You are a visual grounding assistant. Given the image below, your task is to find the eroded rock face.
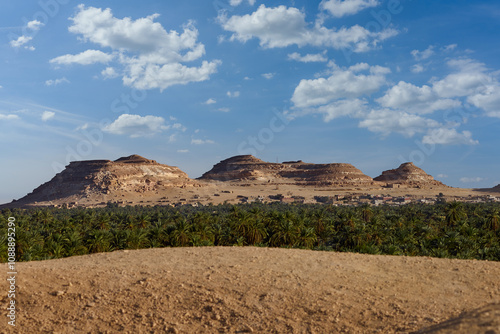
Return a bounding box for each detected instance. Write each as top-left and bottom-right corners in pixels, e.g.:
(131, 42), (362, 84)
(199, 155), (375, 186)
(374, 162), (446, 188)
(15, 155), (196, 204)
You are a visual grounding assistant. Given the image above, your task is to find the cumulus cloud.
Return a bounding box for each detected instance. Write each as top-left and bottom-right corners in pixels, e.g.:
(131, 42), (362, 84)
(411, 46), (434, 61)
(288, 52), (328, 63)
(422, 128), (478, 145)
(52, 5), (220, 91)
(10, 35), (33, 48)
(411, 64), (424, 73)
(204, 98), (217, 105)
(262, 73), (275, 79)
(41, 111), (55, 121)
(191, 138), (215, 145)
(219, 5), (397, 52)
(377, 81), (461, 114)
(101, 67), (119, 79)
(103, 114), (169, 138)
(45, 77), (70, 86)
(291, 62), (390, 108)
(50, 50), (114, 66)
(320, 0), (379, 18)
(27, 20), (45, 31)
(359, 109), (439, 137)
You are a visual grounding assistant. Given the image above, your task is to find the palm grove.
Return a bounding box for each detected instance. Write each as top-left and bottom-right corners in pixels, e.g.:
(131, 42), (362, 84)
(1, 201), (499, 262)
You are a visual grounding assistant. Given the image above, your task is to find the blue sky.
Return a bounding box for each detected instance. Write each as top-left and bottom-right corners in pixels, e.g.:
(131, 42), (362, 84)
(1, 0), (500, 203)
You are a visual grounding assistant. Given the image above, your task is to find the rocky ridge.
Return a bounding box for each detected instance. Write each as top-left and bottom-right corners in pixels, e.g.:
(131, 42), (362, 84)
(374, 162), (446, 188)
(199, 155), (376, 186)
(14, 155), (197, 205)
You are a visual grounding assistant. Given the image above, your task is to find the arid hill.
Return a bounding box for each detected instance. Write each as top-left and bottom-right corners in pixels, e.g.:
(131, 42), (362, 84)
(12, 155), (198, 206)
(375, 162), (447, 188)
(2, 247), (499, 333)
(200, 155), (376, 186)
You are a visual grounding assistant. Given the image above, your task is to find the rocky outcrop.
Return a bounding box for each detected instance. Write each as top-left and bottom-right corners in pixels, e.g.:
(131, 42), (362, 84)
(14, 155), (197, 204)
(374, 162), (446, 188)
(199, 155), (376, 186)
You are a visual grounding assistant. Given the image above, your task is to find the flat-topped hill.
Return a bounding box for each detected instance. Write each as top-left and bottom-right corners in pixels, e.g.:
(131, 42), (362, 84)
(12, 155), (197, 206)
(200, 155), (375, 186)
(375, 162), (447, 188)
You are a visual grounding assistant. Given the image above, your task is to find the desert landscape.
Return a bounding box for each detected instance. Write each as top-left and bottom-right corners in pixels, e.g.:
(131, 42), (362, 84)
(3, 154), (499, 209)
(1, 247), (499, 333)
(1, 154), (499, 333)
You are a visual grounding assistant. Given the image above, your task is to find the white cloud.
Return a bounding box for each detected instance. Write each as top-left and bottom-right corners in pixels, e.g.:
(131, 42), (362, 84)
(41, 111), (55, 121)
(54, 5), (220, 91)
(218, 107), (231, 112)
(230, 0), (256, 5)
(227, 91), (240, 98)
(177, 149), (189, 153)
(291, 62), (390, 108)
(191, 138), (215, 145)
(432, 58), (491, 98)
(443, 44), (457, 52)
(204, 98), (217, 105)
(411, 46), (434, 61)
(359, 109), (439, 137)
(45, 77), (70, 86)
(315, 99), (367, 122)
(103, 114), (169, 138)
(288, 52), (328, 63)
(437, 174), (448, 178)
(101, 67), (119, 79)
(468, 85), (500, 117)
(172, 123), (187, 132)
(10, 35), (33, 48)
(422, 128), (478, 145)
(411, 64), (425, 73)
(219, 4), (397, 52)
(460, 177), (484, 183)
(262, 73), (275, 79)
(27, 20), (45, 31)
(0, 114), (19, 120)
(50, 50), (114, 66)
(320, 0), (379, 18)
(377, 81), (461, 114)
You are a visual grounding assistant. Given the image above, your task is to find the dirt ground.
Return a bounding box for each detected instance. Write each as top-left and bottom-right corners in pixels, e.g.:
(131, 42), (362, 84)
(1, 247), (499, 333)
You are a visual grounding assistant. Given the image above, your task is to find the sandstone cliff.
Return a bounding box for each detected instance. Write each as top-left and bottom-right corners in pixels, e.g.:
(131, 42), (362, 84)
(14, 155), (197, 205)
(200, 155), (376, 186)
(374, 162), (446, 188)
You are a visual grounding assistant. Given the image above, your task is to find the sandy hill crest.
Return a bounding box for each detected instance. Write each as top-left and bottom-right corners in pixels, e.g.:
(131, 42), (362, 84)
(12, 155), (197, 206)
(374, 162), (447, 188)
(200, 155), (375, 186)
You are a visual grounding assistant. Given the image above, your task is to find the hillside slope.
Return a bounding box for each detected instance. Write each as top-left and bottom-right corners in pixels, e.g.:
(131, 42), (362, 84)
(2, 247), (499, 333)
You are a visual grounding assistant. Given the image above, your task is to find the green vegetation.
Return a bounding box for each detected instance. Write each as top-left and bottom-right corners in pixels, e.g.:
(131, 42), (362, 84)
(1, 202), (499, 262)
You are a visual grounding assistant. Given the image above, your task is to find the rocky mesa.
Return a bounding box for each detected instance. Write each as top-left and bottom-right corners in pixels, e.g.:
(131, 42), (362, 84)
(199, 155), (376, 186)
(13, 155), (198, 206)
(374, 162), (447, 188)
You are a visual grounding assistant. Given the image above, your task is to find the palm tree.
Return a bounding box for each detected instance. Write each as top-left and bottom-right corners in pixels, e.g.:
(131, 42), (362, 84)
(485, 211), (500, 231)
(170, 218), (191, 247)
(446, 202), (467, 226)
(86, 230), (112, 253)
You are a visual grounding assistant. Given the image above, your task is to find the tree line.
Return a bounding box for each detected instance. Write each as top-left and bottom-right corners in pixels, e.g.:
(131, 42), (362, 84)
(0, 201), (499, 262)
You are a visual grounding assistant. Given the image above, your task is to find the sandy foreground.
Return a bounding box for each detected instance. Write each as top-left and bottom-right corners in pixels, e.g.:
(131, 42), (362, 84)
(1, 247), (499, 333)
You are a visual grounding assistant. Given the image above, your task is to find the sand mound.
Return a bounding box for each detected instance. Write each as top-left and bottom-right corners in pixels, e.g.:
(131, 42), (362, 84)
(2, 247), (499, 333)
